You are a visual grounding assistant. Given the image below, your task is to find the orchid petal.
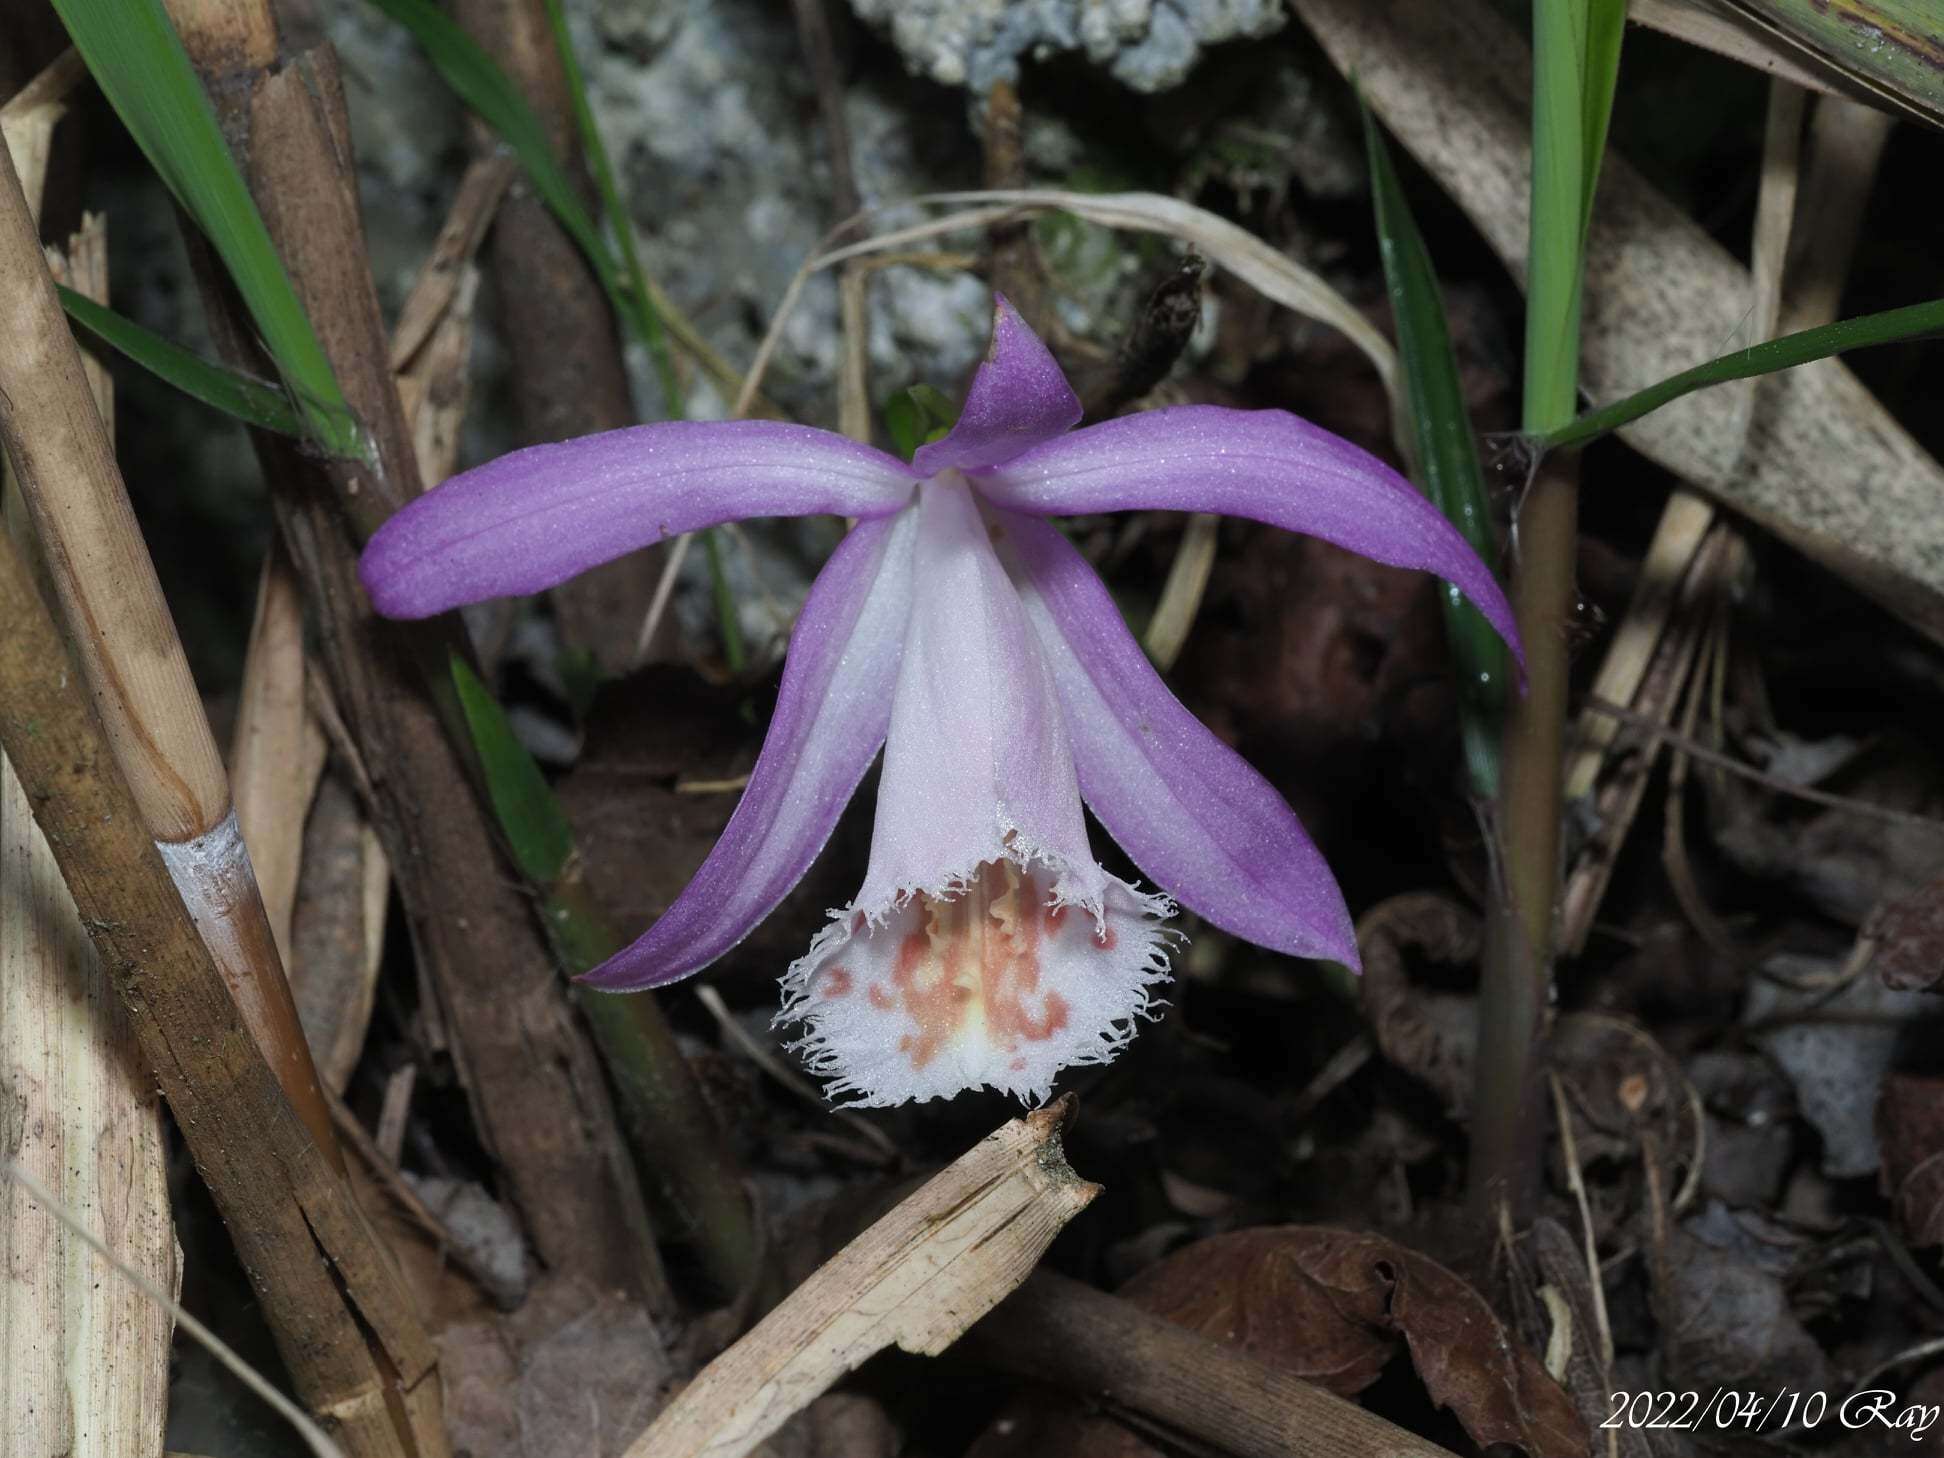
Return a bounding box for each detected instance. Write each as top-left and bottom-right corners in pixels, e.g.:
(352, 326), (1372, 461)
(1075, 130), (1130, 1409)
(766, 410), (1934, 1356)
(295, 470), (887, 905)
(853, 477), (1098, 911)
(974, 406), (1523, 666)
(910, 296), (1082, 477)
(996, 510), (1359, 966)
(360, 420), (916, 619)
(580, 507), (918, 990)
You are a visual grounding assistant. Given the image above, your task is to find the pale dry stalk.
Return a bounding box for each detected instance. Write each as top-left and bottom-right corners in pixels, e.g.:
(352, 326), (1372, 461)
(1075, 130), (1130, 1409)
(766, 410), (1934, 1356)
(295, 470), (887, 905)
(0, 108), (336, 1167)
(1, 147), (175, 1458)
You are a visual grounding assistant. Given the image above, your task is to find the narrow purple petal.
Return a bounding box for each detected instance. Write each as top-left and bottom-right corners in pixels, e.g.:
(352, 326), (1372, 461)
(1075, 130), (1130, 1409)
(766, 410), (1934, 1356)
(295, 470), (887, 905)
(975, 406), (1523, 667)
(360, 420), (916, 619)
(581, 508), (918, 990)
(995, 510), (1359, 966)
(910, 295), (1082, 478)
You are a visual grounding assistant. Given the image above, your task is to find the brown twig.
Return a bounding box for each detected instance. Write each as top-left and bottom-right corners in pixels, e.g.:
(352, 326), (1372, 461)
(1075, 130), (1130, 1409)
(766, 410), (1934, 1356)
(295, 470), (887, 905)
(981, 81), (1051, 335)
(2, 200), (175, 1458)
(963, 1271), (1462, 1458)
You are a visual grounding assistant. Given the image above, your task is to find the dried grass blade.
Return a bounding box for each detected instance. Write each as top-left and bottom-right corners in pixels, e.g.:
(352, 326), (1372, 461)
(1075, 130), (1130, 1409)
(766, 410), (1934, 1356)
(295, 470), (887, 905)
(917, 188), (1399, 410)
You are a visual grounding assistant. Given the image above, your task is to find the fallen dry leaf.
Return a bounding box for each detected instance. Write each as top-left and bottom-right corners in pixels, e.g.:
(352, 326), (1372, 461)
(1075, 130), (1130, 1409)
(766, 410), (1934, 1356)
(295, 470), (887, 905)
(1877, 1074), (1944, 1247)
(1868, 870), (1944, 994)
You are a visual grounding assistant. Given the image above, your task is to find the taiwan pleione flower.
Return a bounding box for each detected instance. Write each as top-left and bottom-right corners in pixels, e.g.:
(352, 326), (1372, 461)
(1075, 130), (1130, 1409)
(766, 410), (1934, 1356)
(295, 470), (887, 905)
(360, 297), (1521, 1106)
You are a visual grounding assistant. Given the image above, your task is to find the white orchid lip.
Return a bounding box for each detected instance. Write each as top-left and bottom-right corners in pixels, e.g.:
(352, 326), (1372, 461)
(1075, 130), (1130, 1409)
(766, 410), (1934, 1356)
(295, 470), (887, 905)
(781, 854), (1172, 1107)
(357, 292), (1525, 1107)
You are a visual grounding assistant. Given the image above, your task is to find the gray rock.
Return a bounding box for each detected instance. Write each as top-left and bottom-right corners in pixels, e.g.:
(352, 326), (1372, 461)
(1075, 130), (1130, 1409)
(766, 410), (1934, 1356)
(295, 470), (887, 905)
(847, 0), (1287, 94)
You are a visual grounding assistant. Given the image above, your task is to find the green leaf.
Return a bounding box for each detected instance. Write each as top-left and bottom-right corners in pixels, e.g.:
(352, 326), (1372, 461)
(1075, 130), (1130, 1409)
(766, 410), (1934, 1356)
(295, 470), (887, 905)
(58, 286), (307, 439)
(1729, 0), (1944, 131)
(1362, 103), (1508, 799)
(880, 383), (961, 461)
(1578, 0), (1626, 240)
(450, 654), (575, 884)
(538, 0), (680, 414)
(702, 528), (747, 674)
(1523, 0), (1625, 431)
(50, 0), (362, 458)
(1539, 293), (1944, 453)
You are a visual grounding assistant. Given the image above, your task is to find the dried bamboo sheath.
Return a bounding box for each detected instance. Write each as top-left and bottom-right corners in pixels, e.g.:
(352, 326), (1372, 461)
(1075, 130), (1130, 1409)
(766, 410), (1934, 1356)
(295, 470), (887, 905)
(2, 755), (178, 1458)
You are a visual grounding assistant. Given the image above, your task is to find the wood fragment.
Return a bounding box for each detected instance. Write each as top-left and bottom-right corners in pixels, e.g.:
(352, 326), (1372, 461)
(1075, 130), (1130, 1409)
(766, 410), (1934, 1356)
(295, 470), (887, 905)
(232, 540), (330, 969)
(289, 774), (388, 1094)
(0, 124), (338, 1167)
(397, 263), (482, 489)
(622, 1101), (1099, 1458)
(0, 50), (83, 215)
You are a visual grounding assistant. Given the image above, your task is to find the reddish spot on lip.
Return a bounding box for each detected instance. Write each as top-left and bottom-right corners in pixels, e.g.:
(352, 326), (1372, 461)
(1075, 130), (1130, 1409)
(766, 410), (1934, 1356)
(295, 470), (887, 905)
(866, 862), (1093, 1074)
(820, 966), (853, 998)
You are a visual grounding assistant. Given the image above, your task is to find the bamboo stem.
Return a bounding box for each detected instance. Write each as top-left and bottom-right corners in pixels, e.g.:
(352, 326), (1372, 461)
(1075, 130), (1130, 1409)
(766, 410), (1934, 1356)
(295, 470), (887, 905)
(3, 205), (175, 1458)
(0, 123), (338, 1167)
(0, 515), (442, 1458)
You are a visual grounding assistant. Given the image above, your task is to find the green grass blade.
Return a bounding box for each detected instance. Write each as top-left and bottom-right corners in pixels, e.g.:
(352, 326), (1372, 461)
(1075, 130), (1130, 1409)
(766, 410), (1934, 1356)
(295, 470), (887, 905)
(1525, 0), (1625, 431)
(1363, 104), (1509, 799)
(538, 0), (680, 413)
(58, 286), (308, 439)
(1578, 0), (1626, 240)
(1539, 294), (1944, 452)
(50, 0), (361, 458)
(362, 0), (624, 325)
(450, 654), (575, 884)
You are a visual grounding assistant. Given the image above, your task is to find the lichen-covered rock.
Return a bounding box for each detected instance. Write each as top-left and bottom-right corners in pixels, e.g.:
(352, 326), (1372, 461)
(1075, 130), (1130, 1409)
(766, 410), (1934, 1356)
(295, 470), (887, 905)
(847, 0), (1286, 94)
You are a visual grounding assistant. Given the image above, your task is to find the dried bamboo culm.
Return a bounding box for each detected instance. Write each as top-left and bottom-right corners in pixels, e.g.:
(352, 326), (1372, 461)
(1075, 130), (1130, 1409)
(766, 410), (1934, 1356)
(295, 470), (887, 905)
(0, 77), (337, 1172)
(1, 137), (176, 1458)
(161, 0), (672, 1311)
(0, 515), (446, 1458)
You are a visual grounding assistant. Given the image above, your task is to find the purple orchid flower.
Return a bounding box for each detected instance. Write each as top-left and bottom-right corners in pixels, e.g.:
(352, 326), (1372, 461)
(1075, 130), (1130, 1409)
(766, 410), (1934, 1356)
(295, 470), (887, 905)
(360, 297), (1521, 1107)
